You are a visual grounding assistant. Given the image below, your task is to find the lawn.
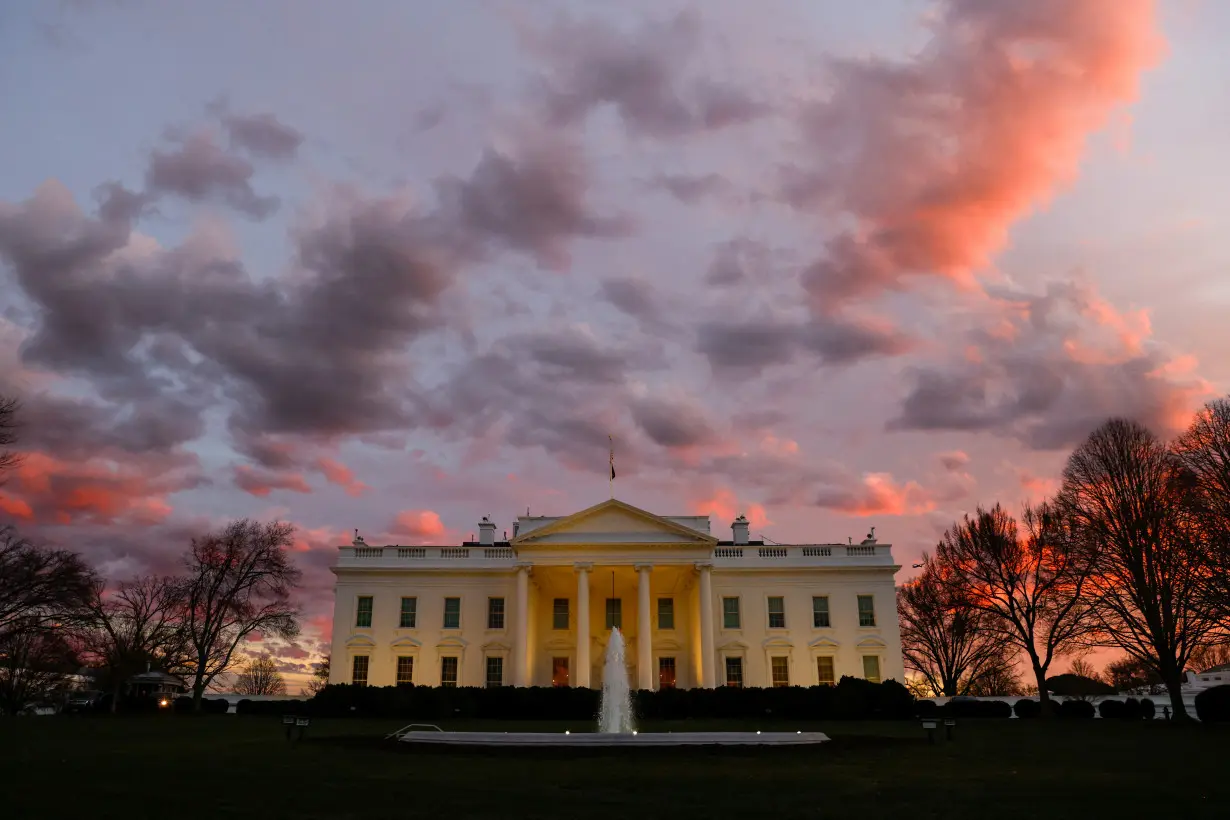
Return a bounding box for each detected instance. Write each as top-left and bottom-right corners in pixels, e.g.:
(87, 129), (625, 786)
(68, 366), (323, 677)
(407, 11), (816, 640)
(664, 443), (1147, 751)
(1, 716), (1225, 819)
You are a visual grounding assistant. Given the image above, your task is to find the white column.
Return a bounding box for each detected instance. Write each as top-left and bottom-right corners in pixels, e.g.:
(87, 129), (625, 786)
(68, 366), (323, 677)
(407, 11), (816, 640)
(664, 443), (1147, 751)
(697, 562), (716, 689)
(515, 563), (530, 686)
(575, 563), (592, 688)
(636, 563), (653, 691)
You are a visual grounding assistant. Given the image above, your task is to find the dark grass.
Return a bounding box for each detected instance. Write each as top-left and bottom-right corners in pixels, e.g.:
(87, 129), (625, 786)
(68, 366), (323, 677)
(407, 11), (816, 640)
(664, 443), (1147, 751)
(1, 716), (1226, 819)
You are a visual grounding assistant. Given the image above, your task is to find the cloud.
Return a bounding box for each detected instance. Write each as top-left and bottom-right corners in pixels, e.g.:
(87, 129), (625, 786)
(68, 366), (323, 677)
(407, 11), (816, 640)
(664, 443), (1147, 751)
(815, 472), (935, 517)
(938, 450), (969, 472)
(389, 510), (446, 539)
(889, 280), (1211, 449)
(522, 9), (770, 139)
(434, 136), (633, 271)
(145, 131), (280, 219)
(233, 466), (312, 498)
(631, 395), (720, 449)
(315, 457), (368, 497)
(646, 173), (735, 205)
(697, 315), (914, 372)
(219, 111), (304, 160)
(783, 0), (1163, 308)
(691, 488), (770, 531)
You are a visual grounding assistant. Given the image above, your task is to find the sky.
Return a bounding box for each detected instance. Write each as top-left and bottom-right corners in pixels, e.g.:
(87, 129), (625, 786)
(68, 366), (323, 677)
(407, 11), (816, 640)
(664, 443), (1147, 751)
(2, 0), (1228, 691)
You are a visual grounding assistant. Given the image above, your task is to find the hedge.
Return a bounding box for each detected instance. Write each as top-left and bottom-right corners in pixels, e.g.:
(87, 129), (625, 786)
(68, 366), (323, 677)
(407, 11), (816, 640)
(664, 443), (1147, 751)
(304, 676), (915, 721)
(1013, 699), (1040, 719)
(940, 699), (1012, 719)
(1140, 698), (1156, 720)
(1056, 699), (1095, 719)
(173, 696), (230, 714)
(1195, 685), (1230, 723)
(236, 698), (308, 716)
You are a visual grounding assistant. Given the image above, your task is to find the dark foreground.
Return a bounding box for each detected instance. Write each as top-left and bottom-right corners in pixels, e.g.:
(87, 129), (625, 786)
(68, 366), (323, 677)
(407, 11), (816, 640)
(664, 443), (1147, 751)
(0, 716), (1225, 819)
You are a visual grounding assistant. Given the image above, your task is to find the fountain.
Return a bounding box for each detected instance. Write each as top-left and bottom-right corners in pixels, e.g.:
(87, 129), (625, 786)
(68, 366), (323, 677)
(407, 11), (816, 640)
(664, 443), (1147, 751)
(394, 626), (828, 747)
(598, 627), (634, 734)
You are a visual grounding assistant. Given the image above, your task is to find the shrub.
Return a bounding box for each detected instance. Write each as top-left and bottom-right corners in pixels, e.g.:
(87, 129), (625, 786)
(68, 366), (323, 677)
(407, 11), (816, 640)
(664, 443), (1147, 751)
(1195, 685), (1230, 724)
(307, 679), (919, 721)
(941, 699), (1012, 719)
(915, 699), (939, 718)
(1056, 699), (1095, 719)
(1140, 698), (1156, 720)
(1046, 674), (1115, 697)
(1013, 699), (1040, 719)
(1098, 699), (1126, 719)
(206, 698), (231, 714)
(173, 696), (194, 714)
(1122, 697), (1142, 720)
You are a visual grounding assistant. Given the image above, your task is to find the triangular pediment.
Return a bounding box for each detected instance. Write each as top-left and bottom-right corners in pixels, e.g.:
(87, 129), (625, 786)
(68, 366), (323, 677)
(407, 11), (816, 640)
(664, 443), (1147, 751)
(512, 499), (717, 546)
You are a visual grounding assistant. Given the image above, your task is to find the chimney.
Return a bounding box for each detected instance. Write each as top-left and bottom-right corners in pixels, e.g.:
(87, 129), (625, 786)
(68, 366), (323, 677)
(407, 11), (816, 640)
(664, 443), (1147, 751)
(478, 516), (497, 546)
(513, 520), (520, 538)
(731, 514), (749, 546)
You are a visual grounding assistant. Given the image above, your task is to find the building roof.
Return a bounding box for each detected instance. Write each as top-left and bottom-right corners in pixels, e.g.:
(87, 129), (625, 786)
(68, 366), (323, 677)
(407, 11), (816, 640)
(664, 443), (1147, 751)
(1200, 663), (1230, 674)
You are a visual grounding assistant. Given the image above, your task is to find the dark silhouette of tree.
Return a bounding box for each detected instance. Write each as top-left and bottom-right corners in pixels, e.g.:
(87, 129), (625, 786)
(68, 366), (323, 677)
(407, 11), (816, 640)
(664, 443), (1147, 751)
(0, 527), (95, 646)
(963, 655), (1027, 697)
(0, 627), (78, 715)
(897, 553), (1006, 696)
(175, 519), (301, 710)
(83, 575), (189, 713)
(1106, 656), (1164, 694)
(933, 501), (1097, 716)
(305, 655), (329, 696)
(1059, 418), (1222, 720)
(0, 393), (21, 481)
(1170, 397), (1230, 624)
(233, 655), (286, 696)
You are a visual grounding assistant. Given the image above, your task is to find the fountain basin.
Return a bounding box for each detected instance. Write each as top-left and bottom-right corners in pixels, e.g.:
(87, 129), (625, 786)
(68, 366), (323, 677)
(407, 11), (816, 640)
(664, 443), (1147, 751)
(396, 731), (830, 747)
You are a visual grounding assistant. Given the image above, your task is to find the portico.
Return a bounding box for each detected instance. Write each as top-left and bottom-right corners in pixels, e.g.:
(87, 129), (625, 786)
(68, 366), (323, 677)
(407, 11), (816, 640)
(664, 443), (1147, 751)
(508, 501), (720, 689)
(329, 498), (904, 690)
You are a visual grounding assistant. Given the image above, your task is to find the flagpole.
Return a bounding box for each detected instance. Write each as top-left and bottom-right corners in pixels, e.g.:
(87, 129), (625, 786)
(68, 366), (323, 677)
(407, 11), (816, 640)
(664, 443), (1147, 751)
(609, 435), (614, 500)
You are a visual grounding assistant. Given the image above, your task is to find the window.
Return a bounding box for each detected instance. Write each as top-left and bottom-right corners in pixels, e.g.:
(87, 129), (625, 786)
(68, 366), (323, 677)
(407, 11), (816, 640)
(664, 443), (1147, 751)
(657, 597), (675, 630)
(605, 598), (622, 630)
(441, 656), (458, 687)
(857, 595), (876, 627)
(812, 596), (830, 628)
(725, 657), (743, 688)
(487, 597), (505, 630)
(351, 655), (369, 686)
(552, 656), (570, 687)
(399, 597), (417, 628)
(771, 656), (790, 687)
(863, 655), (881, 683)
(443, 597), (461, 629)
(658, 657), (677, 689)
(722, 597), (741, 629)
(355, 596), (373, 628)
(817, 656), (835, 686)
(767, 596), (786, 629)
(486, 656), (504, 688)
(552, 598), (570, 630)
(396, 656), (414, 686)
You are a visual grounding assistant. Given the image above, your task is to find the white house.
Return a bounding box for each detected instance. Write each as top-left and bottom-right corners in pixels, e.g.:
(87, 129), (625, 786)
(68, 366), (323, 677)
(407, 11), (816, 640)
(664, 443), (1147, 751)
(328, 499), (905, 691)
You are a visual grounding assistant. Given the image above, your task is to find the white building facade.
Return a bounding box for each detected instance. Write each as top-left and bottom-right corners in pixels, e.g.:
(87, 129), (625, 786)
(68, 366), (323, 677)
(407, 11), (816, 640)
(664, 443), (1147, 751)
(328, 499), (905, 691)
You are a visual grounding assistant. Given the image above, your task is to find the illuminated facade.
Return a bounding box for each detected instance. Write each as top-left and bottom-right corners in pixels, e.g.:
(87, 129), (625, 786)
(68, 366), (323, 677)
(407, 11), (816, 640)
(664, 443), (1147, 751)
(328, 499), (904, 690)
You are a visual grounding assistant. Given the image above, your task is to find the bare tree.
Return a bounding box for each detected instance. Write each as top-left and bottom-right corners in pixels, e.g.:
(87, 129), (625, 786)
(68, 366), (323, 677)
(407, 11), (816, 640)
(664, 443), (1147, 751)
(897, 553), (1006, 696)
(1105, 655), (1164, 694)
(1188, 644), (1230, 673)
(933, 501), (1097, 715)
(83, 576), (189, 713)
(1170, 397), (1230, 626)
(0, 527), (95, 644)
(964, 657), (1027, 697)
(233, 655), (286, 696)
(305, 655), (329, 696)
(0, 627), (78, 715)
(1059, 418), (1223, 719)
(0, 393), (21, 481)
(176, 520), (302, 710)
(1068, 658), (1103, 681)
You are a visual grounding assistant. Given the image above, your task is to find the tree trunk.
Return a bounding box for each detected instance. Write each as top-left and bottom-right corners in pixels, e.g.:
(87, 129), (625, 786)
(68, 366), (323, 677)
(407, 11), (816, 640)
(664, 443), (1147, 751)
(1163, 673), (1189, 720)
(1034, 665), (1052, 717)
(109, 682), (122, 714)
(192, 679), (207, 712)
